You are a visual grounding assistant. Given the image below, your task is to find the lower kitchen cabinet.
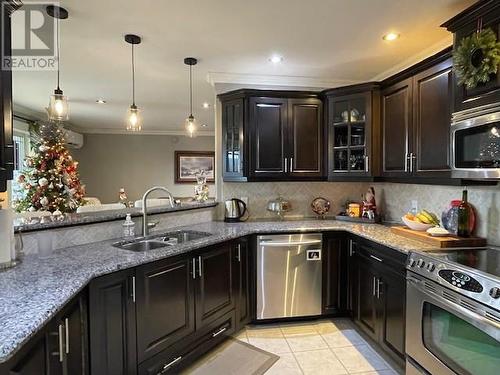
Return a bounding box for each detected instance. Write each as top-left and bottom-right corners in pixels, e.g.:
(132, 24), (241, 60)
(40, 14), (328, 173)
(351, 240), (406, 365)
(234, 238), (253, 330)
(322, 233), (350, 315)
(89, 268), (137, 375)
(2, 293), (89, 375)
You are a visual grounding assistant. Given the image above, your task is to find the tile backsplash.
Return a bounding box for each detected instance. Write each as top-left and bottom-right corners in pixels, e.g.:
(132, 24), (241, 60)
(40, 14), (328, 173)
(222, 181), (500, 246)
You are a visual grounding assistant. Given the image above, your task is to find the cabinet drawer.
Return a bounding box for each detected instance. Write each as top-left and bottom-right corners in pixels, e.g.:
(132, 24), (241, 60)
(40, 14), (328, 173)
(138, 310), (236, 375)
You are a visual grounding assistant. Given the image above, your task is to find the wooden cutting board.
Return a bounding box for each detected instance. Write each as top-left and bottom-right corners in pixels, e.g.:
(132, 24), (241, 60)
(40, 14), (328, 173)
(391, 226), (487, 248)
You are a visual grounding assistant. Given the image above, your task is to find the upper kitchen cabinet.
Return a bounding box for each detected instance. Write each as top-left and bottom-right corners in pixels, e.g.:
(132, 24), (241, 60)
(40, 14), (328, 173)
(0, 2), (16, 192)
(382, 51), (453, 179)
(219, 90), (323, 182)
(442, 0), (500, 112)
(324, 84), (381, 180)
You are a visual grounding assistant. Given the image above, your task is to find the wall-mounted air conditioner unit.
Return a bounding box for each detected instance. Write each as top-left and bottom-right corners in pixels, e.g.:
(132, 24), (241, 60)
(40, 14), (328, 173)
(64, 129), (84, 149)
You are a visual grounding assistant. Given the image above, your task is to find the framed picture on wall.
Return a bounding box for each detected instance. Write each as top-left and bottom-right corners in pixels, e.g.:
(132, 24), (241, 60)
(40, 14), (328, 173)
(175, 151), (215, 184)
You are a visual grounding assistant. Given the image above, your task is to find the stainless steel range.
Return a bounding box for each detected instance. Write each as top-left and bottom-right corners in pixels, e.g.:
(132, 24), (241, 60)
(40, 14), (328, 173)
(406, 248), (500, 375)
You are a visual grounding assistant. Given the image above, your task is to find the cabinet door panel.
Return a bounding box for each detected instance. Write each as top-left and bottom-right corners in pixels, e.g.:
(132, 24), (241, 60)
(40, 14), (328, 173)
(63, 296), (88, 375)
(288, 98), (322, 177)
(196, 245), (234, 328)
(136, 256), (195, 363)
(322, 236), (349, 315)
(222, 98), (245, 180)
(378, 265), (406, 361)
(382, 79), (412, 176)
(249, 97), (287, 177)
(89, 270), (137, 375)
(354, 254), (378, 339)
(8, 337), (48, 375)
(413, 59), (452, 176)
(235, 239), (252, 329)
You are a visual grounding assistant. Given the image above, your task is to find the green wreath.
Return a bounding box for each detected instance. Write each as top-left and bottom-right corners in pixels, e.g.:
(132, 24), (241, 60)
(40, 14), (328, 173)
(453, 28), (500, 89)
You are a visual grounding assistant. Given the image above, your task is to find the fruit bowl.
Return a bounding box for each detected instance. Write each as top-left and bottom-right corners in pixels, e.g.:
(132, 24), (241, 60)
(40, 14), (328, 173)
(402, 216), (435, 231)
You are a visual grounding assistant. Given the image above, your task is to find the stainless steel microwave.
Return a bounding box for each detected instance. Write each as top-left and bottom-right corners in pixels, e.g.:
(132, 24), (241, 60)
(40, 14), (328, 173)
(451, 103), (500, 179)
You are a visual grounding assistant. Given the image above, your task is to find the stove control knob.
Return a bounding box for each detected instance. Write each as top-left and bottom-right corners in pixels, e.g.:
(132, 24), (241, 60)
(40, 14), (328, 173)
(417, 259), (425, 268)
(426, 263), (435, 272)
(408, 259), (416, 268)
(490, 287), (500, 299)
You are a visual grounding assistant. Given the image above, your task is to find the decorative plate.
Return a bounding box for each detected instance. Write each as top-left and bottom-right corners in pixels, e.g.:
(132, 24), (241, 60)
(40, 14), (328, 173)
(311, 197), (331, 218)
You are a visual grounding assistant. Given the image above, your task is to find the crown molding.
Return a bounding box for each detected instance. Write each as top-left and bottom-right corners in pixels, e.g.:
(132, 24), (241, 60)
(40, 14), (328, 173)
(370, 36), (453, 81)
(207, 72), (360, 90)
(79, 128), (215, 136)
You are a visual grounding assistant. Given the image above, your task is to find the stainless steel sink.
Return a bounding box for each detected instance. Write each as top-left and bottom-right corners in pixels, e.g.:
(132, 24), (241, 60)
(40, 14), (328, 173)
(113, 230), (212, 252)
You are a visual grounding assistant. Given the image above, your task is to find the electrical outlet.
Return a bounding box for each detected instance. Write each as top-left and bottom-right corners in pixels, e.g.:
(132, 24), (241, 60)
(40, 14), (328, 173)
(410, 200), (418, 214)
(241, 196), (249, 205)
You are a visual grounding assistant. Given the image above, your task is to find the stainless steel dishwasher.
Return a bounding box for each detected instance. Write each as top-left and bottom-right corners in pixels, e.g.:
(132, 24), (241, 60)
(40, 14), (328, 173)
(256, 233), (323, 320)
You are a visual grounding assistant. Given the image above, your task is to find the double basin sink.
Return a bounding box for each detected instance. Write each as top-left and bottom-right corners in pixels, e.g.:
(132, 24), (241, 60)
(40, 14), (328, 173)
(113, 230), (212, 252)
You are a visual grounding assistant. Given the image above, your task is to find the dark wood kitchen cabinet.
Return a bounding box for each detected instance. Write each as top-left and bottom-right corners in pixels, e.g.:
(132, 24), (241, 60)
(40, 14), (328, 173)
(325, 84), (381, 179)
(2, 293), (88, 375)
(195, 243), (235, 328)
(89, 269), (137, 375)
(0, 1), (17, 192)
(442, 0), (500, 112)
(234, 238), (253, 330)
(322, 233), (350, 315)
(135, 256), (195, 364)
(219, 90), (323, 181)
(382, 53), (453, 179)
(351, 240), (406, 366)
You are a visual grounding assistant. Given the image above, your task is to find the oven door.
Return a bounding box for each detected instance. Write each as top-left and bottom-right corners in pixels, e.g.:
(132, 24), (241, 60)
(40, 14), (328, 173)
(451, 110), (500, 179)
(406, 274), (500, 375)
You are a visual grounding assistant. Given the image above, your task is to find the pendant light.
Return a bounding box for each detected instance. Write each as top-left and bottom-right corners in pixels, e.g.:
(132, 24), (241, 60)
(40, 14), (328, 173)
(125, 34), (142, 131)
(184, 57), (198, 138)
(46, 5), (69, 121)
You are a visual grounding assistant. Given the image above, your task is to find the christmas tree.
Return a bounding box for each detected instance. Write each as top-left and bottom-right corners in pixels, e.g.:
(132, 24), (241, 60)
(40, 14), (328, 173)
(14, 122), (86, 214)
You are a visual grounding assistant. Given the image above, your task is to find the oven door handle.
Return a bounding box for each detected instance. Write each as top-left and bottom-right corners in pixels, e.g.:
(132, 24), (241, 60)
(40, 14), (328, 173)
(408, 277), (500, 339)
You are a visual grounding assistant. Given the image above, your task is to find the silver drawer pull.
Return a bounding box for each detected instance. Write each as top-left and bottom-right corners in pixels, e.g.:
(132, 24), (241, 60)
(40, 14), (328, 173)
(369, 254), (383, 262)
(58, 324), (64, 362)
(212, 326), (227, 337)
(65, 318), (69, 354)
(260, 240), (322, 247)
(161, 356), (182, 373)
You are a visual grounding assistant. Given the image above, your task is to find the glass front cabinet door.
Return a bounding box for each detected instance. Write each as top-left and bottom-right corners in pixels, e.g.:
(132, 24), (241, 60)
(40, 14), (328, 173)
(326, 85), (380, 179)
(222, 98), (246, 181)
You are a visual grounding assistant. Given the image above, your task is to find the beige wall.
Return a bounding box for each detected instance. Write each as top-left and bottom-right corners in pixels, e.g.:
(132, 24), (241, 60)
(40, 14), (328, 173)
(72, 134), (215, 203)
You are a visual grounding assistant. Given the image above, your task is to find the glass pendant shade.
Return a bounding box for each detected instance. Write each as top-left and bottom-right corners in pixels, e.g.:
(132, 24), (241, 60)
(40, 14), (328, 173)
(126, 104), (142, 132)
(185, 114), (198, 138)
(48, 88), (69, 121)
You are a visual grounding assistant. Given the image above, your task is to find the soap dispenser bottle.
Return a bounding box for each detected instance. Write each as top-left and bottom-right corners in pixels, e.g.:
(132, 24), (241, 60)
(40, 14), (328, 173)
(123, 214), (135, 239)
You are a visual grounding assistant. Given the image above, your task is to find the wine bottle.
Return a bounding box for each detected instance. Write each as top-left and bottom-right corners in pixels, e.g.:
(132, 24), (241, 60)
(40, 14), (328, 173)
(457, 190), (470, 237)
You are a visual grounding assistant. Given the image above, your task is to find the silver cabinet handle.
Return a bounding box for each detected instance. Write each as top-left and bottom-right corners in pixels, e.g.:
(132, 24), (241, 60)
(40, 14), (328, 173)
(405, 152), (410, 172)
(369, 254), (383, 263)
(377, 279), (382, 299)
(212, 326), (227, 337)
(132, 276), (136, 303)
(284, 157), (288, 173)
(161, 356), (182, 373)
(372, 277), (377, 297)
(411, 152), (416, 173)
(192, 258), (196, 279)
(58, 324), (64, 362)
(236, 244), (241, 262)
(198, 256), (202, 277)
(365, 156), (369, 172)
(65, 318), (69, 354)
(409, 152), (413, 173)
(290, 157), (293, 173)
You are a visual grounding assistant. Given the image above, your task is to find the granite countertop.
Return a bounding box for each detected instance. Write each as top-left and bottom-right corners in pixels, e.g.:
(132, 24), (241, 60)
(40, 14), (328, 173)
(0, 219), (438, 363)
(14, 201), (217, 232)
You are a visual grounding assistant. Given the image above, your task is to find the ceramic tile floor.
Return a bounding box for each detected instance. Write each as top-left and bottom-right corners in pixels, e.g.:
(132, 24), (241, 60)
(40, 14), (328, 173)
(234, 318), (401, 375)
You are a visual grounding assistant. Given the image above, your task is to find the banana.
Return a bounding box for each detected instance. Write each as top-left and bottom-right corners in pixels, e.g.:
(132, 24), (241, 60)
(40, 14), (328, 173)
(417, 213), (431, 224)
(420, 210), (435, 223)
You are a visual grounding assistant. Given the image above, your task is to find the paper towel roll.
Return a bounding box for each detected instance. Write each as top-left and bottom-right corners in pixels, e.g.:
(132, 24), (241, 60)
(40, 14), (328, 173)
(0, 208), (14, 264)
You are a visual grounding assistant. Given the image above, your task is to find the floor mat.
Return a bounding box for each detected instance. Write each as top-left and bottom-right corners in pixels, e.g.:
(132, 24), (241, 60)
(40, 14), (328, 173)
(182, 337), (279, 375)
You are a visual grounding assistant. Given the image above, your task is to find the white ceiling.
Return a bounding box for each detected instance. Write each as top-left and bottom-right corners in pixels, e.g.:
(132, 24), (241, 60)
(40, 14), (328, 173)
(12, 0), (475, 134)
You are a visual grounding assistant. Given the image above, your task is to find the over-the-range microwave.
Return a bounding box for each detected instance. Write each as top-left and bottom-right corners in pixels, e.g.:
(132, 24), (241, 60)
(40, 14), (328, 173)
(451, 103), (500, 179)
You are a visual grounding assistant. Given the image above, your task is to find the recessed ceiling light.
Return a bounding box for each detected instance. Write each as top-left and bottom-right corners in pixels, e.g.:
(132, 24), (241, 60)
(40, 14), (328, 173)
(383, 32), (400, 41)
(269, 55), (283, 63)
(96, 99), (106, 104)
(202, 102), (210, 109)
(201, 124), (207, 127)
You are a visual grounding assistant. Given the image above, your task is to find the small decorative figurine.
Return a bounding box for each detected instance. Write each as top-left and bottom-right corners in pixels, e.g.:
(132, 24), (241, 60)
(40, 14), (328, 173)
(194, 171), (209, 202)
(118, 188), (128, 205)
(362, 187), (377, 219)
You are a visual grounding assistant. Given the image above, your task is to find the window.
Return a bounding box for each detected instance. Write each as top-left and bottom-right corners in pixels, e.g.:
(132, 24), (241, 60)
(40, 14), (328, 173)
(11, 119), (32, 202)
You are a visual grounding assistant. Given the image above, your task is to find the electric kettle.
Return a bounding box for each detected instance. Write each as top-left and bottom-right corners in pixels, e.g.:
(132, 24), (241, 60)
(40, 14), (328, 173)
(224, 198), (247, 222)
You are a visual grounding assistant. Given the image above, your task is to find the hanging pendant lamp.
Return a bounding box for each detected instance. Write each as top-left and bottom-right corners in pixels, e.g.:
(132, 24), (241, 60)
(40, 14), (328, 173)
(46, 5), (69, 121)
(184, 57), (198, 138)
(125, 34), (142, 131)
